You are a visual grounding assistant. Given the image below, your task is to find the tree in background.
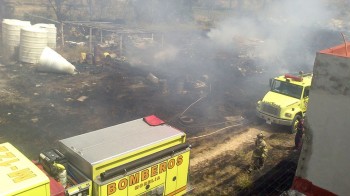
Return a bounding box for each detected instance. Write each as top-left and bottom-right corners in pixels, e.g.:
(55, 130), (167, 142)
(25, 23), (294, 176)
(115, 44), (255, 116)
(0, 0), (4, 20)
(131, 0), (194, 24)
(0, 0), (15, 19)
(48, 0), (67, 21)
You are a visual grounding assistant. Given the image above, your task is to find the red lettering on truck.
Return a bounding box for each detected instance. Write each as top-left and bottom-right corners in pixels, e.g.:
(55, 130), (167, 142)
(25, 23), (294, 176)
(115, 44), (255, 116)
(159, 162), (167, 174)
(107, 183), (116, 195)
(118, 178), (127, 190)
(107, 156), (185, 192)
(151, 165), (158, 177)
(177, 155), (183, 166)
(129, 173), (139, 186)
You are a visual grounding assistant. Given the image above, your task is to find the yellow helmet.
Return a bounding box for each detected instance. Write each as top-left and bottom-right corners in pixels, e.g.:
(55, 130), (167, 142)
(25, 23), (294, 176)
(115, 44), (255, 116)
(257, 132), (264, 139)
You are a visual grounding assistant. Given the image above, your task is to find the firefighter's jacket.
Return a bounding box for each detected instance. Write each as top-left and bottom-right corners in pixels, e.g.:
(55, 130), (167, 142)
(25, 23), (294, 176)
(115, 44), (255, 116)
(253, 139), (268, 158)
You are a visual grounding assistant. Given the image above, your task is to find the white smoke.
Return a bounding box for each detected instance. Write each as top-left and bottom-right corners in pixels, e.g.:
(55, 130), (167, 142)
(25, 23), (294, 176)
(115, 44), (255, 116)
(153, 45), (179, 63)
(207, 0), (336, 72)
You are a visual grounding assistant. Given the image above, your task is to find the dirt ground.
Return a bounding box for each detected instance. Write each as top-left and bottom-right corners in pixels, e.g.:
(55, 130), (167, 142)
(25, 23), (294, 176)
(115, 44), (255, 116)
(0, 54), (300, 195)
(2, 1), (349, 194)
(187, 124), (299, 195)
(0, 43), (299, 195)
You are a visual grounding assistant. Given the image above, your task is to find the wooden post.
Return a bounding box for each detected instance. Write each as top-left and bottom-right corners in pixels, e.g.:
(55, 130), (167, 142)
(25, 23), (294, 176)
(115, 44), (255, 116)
(119, 34), (123, 56)
(89, 27), (92, 53)
(100, 29), (103, 43)
(61, 22), (64, 47)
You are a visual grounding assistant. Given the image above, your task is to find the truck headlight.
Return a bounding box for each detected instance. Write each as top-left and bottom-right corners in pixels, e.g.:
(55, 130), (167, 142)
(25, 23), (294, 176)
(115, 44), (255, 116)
(285, 113), (292, 118)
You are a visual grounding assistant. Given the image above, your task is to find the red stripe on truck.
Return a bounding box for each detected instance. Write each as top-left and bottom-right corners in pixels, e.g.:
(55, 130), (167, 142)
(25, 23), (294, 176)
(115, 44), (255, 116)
(292, 177), (336, 196)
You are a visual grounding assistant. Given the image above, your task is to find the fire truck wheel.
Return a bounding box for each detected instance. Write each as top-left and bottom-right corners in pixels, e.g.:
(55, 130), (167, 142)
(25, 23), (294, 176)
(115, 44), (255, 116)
(290, 114), (301, 134)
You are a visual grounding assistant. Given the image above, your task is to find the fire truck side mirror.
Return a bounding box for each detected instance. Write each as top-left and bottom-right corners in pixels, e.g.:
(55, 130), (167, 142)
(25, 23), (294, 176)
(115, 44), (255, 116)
(269, 78), (273, 89)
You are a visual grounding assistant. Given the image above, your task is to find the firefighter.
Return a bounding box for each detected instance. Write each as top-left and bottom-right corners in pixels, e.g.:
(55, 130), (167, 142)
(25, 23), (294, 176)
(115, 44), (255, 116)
(294, 116), (304, 151)
(248, 132), (268, 173)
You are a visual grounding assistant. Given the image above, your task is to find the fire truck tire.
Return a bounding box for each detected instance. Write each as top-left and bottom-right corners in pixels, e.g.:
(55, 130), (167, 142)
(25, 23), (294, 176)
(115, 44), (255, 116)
(255, 116), (265, 125)
(290, 114), (301, 134)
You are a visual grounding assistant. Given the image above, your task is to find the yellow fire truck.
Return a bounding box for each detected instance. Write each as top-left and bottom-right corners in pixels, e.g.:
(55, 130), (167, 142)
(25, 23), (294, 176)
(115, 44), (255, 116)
(0, 115), (191, 196)
(256, 72), (312, 133)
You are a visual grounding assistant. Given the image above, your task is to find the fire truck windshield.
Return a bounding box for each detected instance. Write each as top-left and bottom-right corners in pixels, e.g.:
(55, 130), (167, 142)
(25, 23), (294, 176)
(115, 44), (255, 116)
(271, 80), (303, 99)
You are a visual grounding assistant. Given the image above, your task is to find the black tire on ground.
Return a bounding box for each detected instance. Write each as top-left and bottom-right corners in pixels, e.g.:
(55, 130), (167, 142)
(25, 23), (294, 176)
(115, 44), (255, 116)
(290, 114), (301, 134)
(179, 115), (194, 125)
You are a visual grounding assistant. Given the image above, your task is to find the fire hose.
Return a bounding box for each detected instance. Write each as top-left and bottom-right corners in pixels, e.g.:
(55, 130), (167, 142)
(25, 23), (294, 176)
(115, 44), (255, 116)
(187, 121), (244, 140)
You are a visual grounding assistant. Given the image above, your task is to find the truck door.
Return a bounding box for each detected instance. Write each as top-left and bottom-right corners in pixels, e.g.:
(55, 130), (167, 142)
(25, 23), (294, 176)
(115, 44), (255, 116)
(175, 151), (190, 193)
(301, 86), (310, 112)
(165, 156), (178, 194)
(165, 151), (190, 195)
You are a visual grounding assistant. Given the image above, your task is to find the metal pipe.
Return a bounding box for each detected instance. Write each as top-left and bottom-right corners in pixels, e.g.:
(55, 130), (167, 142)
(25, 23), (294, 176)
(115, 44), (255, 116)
(61, 22), (64, 47)
(89, 27), (92, 53)
(341, 32), (348, 56)
(100, 29), (103, 43)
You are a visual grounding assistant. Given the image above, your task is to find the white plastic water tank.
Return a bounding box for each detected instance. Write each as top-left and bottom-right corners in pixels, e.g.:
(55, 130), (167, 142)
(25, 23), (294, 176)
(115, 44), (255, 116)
(19, 26), (48, 64)
(33, 23), (57, 49)
(2, 19), (31, 55)
(1, 19), (12, 44)
(1, 19), (18, 45)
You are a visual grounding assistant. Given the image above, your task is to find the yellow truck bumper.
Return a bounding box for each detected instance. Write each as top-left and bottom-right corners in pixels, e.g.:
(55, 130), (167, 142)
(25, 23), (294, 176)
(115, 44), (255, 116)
(256, 111), (292, 126)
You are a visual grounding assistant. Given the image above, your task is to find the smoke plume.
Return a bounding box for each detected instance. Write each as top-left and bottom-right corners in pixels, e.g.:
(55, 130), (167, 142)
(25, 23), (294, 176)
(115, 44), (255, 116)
(207, 0), (339, 73)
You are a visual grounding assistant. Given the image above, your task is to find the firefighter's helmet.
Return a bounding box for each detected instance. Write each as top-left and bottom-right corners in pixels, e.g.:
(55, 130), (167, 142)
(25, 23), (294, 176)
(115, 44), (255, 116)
(257, 132), (264, 139)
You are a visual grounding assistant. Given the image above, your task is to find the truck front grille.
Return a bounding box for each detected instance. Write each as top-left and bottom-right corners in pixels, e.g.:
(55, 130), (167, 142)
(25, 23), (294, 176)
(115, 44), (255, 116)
(261, 103), (280, 116)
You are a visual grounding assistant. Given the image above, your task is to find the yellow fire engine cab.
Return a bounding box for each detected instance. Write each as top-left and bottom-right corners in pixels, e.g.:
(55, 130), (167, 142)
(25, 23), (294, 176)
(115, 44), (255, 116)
(0, 115), (191, 196)
(256, 72), (312, 133)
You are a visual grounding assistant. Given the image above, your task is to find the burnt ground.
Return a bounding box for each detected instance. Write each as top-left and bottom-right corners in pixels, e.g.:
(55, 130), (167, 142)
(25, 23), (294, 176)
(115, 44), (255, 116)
(0, 2), (346, 194)
(0, 41), (299, 195)
(0, 0), (349, 194)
